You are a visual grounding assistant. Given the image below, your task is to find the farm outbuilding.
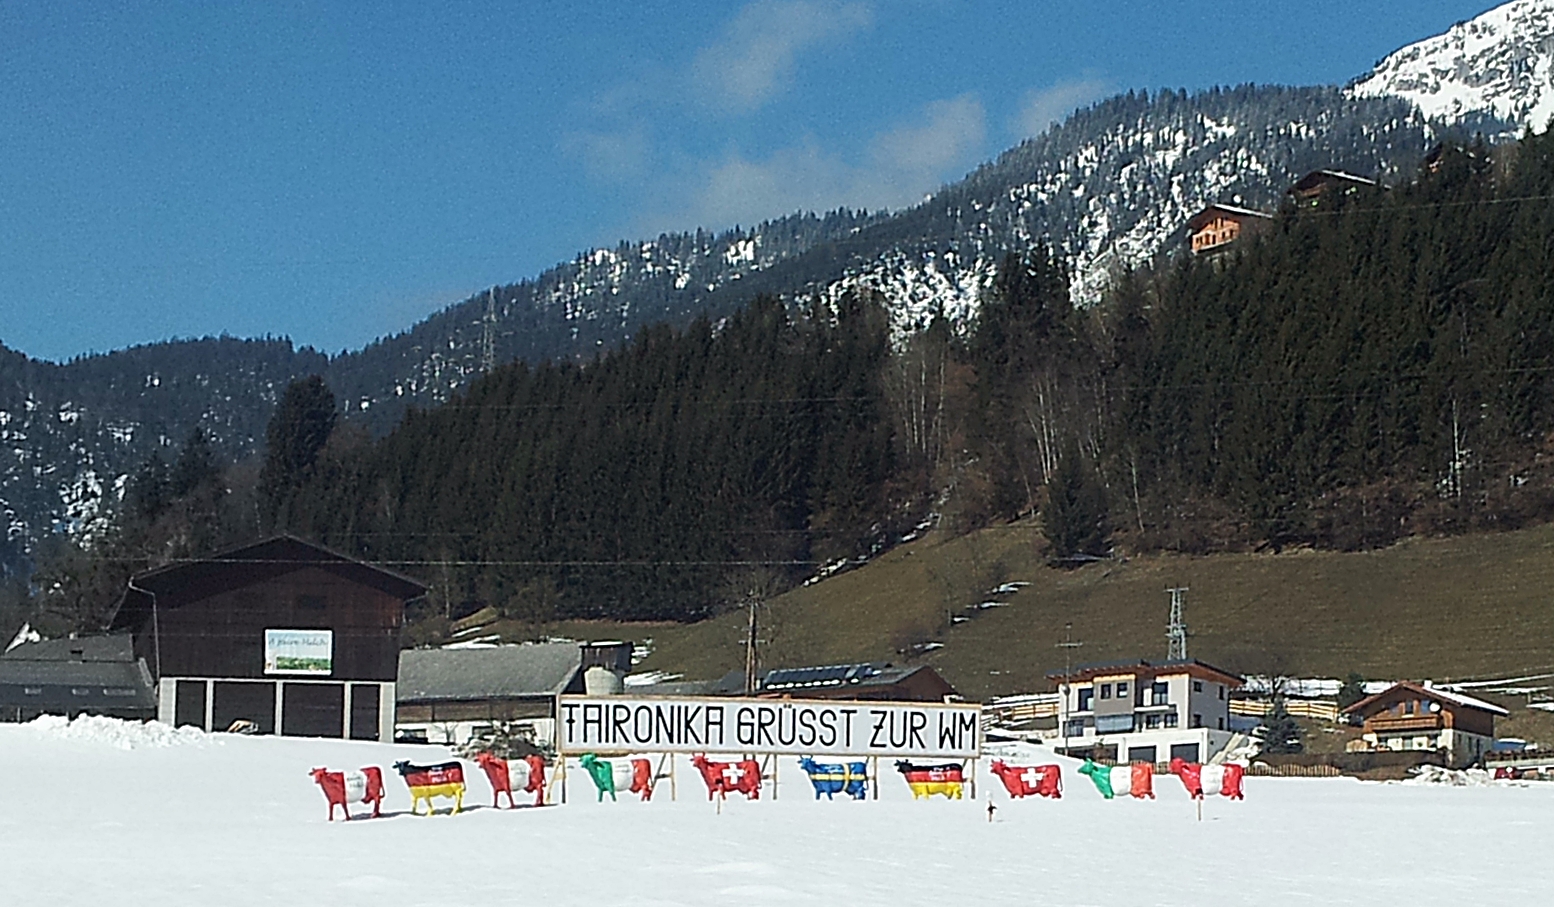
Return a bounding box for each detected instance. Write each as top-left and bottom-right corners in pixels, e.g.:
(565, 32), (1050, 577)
(107, 535), (427, 740)
(395, 641), (632, 747)
(0, 634), (156, 722)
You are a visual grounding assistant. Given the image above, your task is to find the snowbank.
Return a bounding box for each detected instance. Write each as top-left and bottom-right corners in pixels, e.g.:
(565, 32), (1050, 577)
(23, 714), (212, 750)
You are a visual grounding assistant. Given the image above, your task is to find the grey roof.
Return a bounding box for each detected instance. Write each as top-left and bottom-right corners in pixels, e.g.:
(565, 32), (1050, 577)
(0, 648), (156, 713)
(397, 643), (581, 703)
(761, 662), (928, 692)
(2, 634), (136, 662)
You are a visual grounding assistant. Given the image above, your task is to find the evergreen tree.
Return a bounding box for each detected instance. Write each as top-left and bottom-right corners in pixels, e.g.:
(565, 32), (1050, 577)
(126, 452), (172, 522)
(1260, 697), (1304, 754)
(1337, 672), (1367, 710)
(259, 376), (337, 528)
(1042, 443), (1111, 564)
(170, 426), (220, 497)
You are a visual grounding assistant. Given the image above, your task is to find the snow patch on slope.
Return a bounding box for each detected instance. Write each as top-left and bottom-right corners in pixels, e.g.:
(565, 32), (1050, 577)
(1351, 0), (1554, 130)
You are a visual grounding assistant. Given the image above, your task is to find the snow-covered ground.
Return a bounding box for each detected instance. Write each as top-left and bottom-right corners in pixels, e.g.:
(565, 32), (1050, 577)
(4, 717), (1552, 906)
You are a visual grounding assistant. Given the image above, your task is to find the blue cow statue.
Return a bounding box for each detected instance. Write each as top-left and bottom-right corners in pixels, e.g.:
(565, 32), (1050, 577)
(797, 756), (868, 800)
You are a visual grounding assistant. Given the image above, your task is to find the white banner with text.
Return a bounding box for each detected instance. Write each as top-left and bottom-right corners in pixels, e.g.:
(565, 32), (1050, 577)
(557, 695), (981, 759)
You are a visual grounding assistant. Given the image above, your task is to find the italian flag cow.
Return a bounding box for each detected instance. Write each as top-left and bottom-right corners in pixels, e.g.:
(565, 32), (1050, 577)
(1077, 759), (1155, 799)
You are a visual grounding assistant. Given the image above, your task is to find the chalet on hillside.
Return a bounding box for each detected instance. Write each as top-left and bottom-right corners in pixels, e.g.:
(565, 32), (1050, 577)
(1287, 169), (1379, 205)
(1186, 204), (1272, 254)
(107, 535), (427, 740)
(1342, 681), (1506, 768)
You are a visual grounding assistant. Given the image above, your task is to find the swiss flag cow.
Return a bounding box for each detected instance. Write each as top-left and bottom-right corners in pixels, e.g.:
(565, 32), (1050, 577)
(690, 754), (762, 801)
(309, 766), (385, 821)
(988, 760), (1062, 799)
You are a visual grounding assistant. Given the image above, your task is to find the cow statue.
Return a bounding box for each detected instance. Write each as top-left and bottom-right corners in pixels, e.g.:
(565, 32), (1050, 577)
(1078, 759), (1155, 800)
(690, 754), (762, 801)
(309, 766), (385, 821)
(797, 757), (868, 800)
(988, 760), (1061, 799)
(894, 761), (964, 800)
(578, 754), (655, 802)
(393, 760), (466, 815)
(1169, 758), (1244, 800)
(475, 752), (549, 808)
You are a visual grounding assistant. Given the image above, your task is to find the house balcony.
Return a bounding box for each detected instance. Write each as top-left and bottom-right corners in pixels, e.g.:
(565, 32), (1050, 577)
(1367, 715), (1445, 734)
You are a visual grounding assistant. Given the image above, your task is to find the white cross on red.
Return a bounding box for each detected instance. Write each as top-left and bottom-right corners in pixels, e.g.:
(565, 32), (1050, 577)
(721, 764), (745, 785)
(1020, 767), (1042, 789)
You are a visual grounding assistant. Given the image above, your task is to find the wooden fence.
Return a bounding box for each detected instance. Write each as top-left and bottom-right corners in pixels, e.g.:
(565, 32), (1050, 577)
(1229, 698), (1341, 723)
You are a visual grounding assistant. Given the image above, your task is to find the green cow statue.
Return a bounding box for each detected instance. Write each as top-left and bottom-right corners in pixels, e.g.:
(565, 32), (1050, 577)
(1078, 758), (1115, 800)
(579, 753), (617, 802)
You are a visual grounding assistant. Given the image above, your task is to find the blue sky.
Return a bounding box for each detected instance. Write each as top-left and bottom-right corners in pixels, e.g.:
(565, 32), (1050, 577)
(0, 0), (1499, 362)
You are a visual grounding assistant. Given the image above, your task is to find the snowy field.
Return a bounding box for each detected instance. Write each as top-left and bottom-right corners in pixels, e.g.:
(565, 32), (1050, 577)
(4, 717), (1552, 907)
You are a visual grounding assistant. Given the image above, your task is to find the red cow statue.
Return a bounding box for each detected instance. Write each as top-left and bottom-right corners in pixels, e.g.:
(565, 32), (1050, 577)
(1170, 758), (1245, 800)
(309, 766), (385, 821)
(690, 754), (762, 801)
(630, 757), (654, 801)
(474, 752), (549, 807)
(988, 760), (1062, 799)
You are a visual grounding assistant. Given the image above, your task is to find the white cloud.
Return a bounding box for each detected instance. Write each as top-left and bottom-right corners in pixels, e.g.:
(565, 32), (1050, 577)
(641, 94), (987, 234)
(869, 94), (985, 185)
(693, 1), (873, 112)
(1013, 77), (1111, 139)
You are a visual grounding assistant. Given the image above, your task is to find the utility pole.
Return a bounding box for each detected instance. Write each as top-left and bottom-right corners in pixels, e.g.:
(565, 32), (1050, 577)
(481, 287), (498, 373)
(1056, 622), (1083, 757)
(1166, 587), (1189, 660)
(743, 594), (760, 695)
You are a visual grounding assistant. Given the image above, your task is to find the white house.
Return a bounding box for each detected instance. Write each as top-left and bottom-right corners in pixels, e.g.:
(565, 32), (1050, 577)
(1048, 659), (1244, 764)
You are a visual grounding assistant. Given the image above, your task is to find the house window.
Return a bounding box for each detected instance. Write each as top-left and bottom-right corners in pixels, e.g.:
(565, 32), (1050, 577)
(1064, 720), (1086, 738)
(1164, 712), (1179, 728)
(1078, 689), (1094, 712)
(1217, 717), (1224, 730)
(1218, 687), (1224, 700)
(1100, 684), (1112, 700)
(1145, 714), (1162, 729)
(1117, 682), (1130, 699)
(1191, 713), (1202, 728)
(1193, 681), (1204, 693)
(1152, 682), (1169, 705)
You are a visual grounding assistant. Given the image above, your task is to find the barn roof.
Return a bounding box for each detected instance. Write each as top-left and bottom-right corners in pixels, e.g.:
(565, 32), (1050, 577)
(397, 643), (582, 703)
(107, 536), (428, 632)
(0, 634), (156, 713)
(759, 662), (948, 694)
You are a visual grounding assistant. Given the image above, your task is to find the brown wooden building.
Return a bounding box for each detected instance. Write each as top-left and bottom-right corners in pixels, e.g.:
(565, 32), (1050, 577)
(107, 536), (427, 739)
(1186, 204), (1271, 254)
(1342, 681), (1507, 768)
(756, 662), (958, 702)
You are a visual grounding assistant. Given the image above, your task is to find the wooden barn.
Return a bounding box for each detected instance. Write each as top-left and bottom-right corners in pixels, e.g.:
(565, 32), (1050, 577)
(1186, 204), (1271, 254)
(107, 536), (427, 739)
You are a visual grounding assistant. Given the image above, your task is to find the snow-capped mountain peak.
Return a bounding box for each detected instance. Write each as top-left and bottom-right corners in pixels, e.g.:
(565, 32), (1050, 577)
(1350, 0), (1554, 130)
